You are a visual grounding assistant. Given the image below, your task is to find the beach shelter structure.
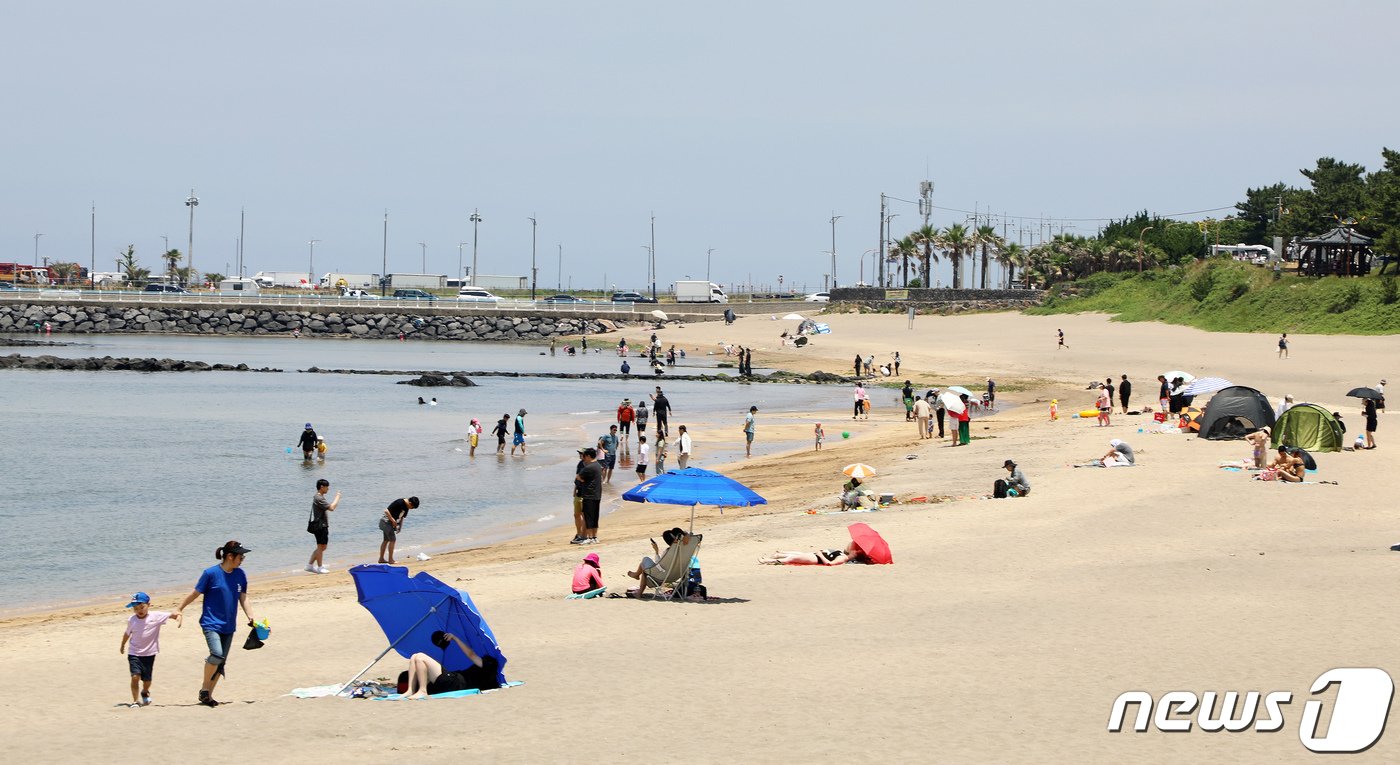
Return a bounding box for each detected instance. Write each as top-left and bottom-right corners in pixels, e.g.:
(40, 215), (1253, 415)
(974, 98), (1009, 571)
(1270, 403), (1344, 452)
(1196, 385), (1275, 440)
(1295, 225), (1374, 277)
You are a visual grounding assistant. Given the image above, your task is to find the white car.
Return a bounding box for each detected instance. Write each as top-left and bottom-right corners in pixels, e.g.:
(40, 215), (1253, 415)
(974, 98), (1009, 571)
(803, 292), (830, 303)
(455, 288), (501, 302)
(340, 289), (379, 299)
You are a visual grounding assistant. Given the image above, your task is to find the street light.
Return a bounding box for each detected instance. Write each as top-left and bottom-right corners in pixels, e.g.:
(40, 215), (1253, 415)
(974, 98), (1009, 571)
(308, 239), (321, 287)
(885, 213), (899, 286)
(707, 248), (715, 282)
(830, 213), (841, 289)
(457, 242), (469, 284)
(557, 243), (562, 291)
(640, 244), (653, 293)
(1137, 225), (1154, 272)
(33, 233), (43, 263)
(528, 216), (537, 300)
(469, 209), (482, 286)
(649, 213), (657, 300)
(418, 242), (427, 274)
(185, 190), (199, 287)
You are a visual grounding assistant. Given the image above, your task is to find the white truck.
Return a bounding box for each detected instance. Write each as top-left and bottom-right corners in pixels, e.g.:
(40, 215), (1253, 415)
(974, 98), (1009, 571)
(382, 273), (447, 290)
(319, 272), (380, 290)
(253, 271), (315, 289)
(675, 280), (728, 303)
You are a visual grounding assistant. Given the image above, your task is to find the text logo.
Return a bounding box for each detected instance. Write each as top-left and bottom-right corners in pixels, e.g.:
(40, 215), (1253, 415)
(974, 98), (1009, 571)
(1108, 668), (1393, 753)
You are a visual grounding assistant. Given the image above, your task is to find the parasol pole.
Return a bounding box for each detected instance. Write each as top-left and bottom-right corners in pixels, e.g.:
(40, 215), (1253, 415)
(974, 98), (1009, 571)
(340, 594), (451, 693)
(690, 503), (696, 534)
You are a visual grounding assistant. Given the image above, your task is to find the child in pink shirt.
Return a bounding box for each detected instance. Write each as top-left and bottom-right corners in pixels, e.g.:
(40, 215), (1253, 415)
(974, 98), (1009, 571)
(571, 553), (603, 595)
(119, 592), (179, 708)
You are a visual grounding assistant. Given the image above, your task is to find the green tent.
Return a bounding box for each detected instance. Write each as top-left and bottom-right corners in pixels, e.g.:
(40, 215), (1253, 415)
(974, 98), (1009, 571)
(1270, 403), (1344, 452)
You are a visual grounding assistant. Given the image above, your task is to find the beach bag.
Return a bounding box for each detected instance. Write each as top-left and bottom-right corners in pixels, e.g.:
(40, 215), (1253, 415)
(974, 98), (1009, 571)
(243, 625), (264, 650)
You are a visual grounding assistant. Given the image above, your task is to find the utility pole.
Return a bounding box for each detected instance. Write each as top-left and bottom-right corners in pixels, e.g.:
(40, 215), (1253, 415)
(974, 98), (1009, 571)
(185, 190), (199, 287)
(33, 232), (42, 263)
(457, 242), (468, 283)
(830, 212), (841, 289)
(308, 239), (320, 287)
(878, 193), (887, 288)
(89, 204), (95, 289)
(707, 248), (715, 282)
(649, 212), (656, 300)
(238, 208), (246, 277)
(469, 209), (482, 286)
(528, 215), (537, 300)
(381, 210), (388, 296)
(557, 243), (562, 291)
(418, 242), (427, 274)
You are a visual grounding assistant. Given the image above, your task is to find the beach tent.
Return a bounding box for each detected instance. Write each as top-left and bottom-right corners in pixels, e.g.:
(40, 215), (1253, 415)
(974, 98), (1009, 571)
(1196, 386), (1275, 440)
(1271, 403), (1344, 453)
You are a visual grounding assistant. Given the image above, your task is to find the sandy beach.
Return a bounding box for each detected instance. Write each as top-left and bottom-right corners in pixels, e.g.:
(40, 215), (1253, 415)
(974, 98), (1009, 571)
(8, 310), (1400, 763)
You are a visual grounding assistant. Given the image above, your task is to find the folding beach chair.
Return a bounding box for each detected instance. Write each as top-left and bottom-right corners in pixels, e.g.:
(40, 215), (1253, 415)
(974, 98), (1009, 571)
(640, 534), (703, 601)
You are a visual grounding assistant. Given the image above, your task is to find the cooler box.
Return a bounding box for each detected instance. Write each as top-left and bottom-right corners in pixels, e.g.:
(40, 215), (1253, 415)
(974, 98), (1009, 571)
(1153, 412), (1168, 423)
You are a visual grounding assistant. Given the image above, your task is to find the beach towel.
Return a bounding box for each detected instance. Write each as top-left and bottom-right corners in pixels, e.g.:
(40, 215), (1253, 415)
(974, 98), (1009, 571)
(566, 587), (607, 600)
(375, 681), (524, 700)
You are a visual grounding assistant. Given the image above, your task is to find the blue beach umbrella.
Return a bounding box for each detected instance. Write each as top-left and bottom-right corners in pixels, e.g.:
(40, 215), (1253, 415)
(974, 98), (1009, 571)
(622, 467), (767, 531)
(342, 564), (506, 690)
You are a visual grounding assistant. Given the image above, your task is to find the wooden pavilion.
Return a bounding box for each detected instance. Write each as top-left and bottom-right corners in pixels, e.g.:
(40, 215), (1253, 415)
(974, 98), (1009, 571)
(1295, 225), (1374, 277)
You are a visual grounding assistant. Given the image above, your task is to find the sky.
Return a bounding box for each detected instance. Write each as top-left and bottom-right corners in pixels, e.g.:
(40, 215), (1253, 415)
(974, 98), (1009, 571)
(4, 1), (1398, 293)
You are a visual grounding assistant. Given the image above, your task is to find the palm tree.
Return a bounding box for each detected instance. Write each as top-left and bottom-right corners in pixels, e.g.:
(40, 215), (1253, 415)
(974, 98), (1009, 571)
(973, 225), (1003, 290)
(162, 249), (183, 282)
(911, 225), (940, 288)
(936, 224), (970, 289)
(118, 245), (147, 284)
(999, 243), (1024, 288)
(886, 236), (910, 287)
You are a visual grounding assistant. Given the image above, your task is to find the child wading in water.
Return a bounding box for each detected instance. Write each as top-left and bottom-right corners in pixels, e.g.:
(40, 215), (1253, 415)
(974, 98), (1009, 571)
(120, 592), (179, 708)
(814, 423), (825, 451)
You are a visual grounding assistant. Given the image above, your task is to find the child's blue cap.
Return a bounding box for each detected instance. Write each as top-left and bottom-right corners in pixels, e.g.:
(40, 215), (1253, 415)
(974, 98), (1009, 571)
(125, 592), (151, 608)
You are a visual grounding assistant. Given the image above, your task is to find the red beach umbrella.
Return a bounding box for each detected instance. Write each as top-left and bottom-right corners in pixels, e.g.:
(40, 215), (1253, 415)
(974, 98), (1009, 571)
(847, 522), (892, 565)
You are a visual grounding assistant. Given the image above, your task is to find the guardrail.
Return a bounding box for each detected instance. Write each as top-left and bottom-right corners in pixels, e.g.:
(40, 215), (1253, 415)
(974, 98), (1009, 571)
(0, 290), (822, 318)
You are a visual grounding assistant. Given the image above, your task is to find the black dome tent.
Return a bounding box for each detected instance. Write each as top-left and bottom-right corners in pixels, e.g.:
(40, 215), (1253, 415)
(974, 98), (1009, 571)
(1196, 386), (1276, 441)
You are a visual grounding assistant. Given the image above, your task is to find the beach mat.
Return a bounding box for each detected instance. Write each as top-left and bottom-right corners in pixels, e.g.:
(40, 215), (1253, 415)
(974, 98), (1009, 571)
(376, 680), (524, 700)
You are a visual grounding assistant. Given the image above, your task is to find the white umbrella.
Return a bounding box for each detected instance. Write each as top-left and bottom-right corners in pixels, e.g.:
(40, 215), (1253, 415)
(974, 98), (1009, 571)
(782, 313), (804, 320)
(1162, 370), (1195, 383)
(650, 309), (669, 321)
(947, 386), (974, 398)
(939, 391), (966, 414)
(1182, 377), (1232, 396)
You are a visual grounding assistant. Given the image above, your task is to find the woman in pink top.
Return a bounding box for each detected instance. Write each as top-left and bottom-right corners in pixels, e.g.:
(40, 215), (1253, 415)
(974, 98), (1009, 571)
(572, 552), (603, 594)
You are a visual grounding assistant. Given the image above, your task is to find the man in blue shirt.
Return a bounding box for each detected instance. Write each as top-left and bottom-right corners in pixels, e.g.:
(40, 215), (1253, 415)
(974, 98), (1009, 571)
(175, 541), (258, 707)
(597, 425), (619, 483)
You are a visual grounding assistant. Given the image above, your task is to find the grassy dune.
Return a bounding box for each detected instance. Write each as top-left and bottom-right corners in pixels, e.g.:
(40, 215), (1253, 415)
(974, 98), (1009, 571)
(1026, 260), (1400, 334)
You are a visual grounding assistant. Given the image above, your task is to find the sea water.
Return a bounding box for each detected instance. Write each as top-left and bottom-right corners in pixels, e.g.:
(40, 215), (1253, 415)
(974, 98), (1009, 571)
(0, 333), (831, 610)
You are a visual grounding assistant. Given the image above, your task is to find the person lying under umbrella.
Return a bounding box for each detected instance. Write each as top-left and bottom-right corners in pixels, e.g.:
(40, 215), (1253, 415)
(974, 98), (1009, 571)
(400, 631), (501, 699)
(758, 542), (870, 566)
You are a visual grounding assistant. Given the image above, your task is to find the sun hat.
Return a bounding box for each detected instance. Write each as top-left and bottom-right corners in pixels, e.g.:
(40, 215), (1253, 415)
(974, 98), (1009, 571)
(1109, 439), (1122, 447)
(583, 552), (600, 565)
(1003, 460), (1016, 468)
(125, 592), (151, 609)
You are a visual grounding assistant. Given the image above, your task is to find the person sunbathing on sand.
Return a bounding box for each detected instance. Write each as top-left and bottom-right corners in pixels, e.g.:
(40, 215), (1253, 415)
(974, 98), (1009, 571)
(401, 631), (500, 699)
(759, 541), (868, 566)
(1266, 446), (1304, 483)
